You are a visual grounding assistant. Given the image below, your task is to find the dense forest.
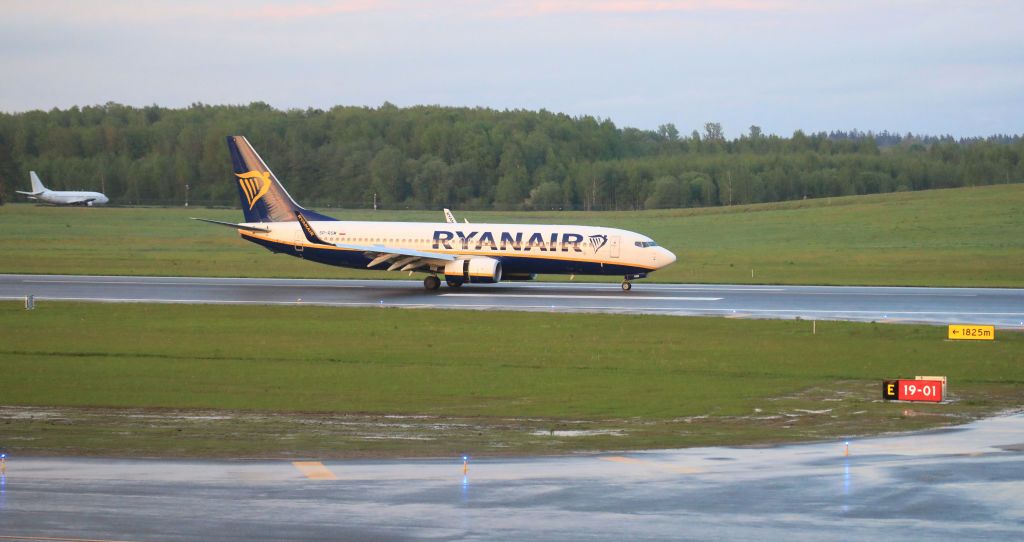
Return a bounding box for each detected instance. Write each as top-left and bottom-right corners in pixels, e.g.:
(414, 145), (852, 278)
(0, 102), (1021, 210)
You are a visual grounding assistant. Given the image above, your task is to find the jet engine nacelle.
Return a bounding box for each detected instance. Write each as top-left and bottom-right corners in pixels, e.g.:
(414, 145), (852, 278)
(444, 257), (503, 284)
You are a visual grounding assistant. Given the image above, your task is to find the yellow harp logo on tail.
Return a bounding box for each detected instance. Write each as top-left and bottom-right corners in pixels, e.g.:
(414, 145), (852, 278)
(236, 170), (272, 210)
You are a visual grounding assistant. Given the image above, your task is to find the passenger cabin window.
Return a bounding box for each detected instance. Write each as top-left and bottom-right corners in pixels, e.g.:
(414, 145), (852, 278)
(634, 241), (658, 248)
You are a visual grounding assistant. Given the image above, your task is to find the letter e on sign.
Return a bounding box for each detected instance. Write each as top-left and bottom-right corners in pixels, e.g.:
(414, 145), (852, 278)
(883, 380), (899, 400)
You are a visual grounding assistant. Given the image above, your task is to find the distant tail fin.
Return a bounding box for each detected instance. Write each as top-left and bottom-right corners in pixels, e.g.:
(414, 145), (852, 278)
(227, 136), (334, 223)
(29, 171), (46, 194)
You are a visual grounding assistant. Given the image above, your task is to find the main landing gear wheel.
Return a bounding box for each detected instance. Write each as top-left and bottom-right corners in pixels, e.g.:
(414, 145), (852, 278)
(621, 281), (632, 291)
(424, 275), (441, 291)
(445, 279), (463, 288)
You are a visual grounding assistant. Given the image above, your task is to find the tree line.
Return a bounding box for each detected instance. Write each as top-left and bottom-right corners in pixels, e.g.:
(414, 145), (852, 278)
(0, 102), (1021, 210)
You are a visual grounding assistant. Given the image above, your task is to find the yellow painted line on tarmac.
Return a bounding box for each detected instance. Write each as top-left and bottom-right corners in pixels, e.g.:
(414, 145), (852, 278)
(0, 532), (136, 536)
(292, 461), (338, 480)
(601, 456), (704, 474)
(725, 313), (751, 319)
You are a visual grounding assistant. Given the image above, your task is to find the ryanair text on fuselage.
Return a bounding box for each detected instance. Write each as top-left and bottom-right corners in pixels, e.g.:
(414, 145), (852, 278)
(433, 230), (603, 253)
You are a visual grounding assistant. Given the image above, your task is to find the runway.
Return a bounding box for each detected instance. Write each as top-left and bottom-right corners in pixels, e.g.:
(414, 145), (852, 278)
(0, 414), (1021, 541)
(2, 274), (1022, 327)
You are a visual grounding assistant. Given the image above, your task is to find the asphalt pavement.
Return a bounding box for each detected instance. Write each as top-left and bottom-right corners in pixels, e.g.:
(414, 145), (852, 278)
(1, 274), (1022, 327)
(0, 414), (1021, 541)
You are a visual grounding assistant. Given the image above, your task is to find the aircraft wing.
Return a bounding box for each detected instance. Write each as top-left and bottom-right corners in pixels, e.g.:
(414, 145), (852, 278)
(295, 212), (456, 272)
(337, 242), (457, 271)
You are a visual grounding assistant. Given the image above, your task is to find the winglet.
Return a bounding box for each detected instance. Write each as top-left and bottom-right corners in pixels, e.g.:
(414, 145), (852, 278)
(296, 212), (331, 245)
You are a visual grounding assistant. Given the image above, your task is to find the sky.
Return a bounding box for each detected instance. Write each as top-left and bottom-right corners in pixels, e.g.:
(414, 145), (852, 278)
(1, 0), (1022, 137)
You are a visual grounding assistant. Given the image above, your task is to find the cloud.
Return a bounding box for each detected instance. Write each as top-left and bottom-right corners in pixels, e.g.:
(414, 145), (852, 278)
(490, 0), (793, 17)
(2, 0), (395, 24)
(248, 1), (390, 20)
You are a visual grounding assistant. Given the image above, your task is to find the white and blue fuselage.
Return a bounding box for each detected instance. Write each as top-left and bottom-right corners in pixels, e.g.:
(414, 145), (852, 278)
(198, 136), (676, 291)
(240, 220), (675, 281)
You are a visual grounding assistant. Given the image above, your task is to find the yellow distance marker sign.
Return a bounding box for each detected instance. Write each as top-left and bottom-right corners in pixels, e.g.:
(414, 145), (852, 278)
(948, 324), (995, 341)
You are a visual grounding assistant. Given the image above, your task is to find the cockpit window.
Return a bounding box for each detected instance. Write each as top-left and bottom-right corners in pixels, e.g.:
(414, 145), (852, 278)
(634, 241), (658, 248)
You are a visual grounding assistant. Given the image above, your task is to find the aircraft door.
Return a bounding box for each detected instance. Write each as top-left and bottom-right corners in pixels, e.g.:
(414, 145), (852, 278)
(610, 236), (620, 258)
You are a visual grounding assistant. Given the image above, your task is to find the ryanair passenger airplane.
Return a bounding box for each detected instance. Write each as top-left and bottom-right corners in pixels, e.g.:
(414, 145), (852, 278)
(195, 136), (676, 291)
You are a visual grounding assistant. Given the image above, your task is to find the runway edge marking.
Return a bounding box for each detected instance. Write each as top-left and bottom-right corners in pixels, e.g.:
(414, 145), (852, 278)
(440, 293), (723, 301)
(0, 532), (137, 536)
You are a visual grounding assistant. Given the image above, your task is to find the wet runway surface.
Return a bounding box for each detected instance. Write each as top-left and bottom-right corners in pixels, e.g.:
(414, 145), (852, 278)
(1, 414), (1021, 541)
(1, 274), (1022, 326)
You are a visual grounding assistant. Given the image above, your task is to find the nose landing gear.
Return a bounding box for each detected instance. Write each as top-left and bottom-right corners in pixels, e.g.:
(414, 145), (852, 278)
(621, 273), (646, 291)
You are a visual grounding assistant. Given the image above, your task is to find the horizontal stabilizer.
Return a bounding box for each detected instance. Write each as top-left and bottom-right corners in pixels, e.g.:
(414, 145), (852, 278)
(190, 217), (271, 232)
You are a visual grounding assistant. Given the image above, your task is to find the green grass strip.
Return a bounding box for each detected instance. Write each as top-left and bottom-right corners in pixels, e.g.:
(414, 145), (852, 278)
(1, 302), (1020, 457)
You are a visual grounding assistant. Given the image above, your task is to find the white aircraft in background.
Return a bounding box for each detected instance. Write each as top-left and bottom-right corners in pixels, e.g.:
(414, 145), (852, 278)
(195, 136), (676, 291)
(16, 171), (109, 206)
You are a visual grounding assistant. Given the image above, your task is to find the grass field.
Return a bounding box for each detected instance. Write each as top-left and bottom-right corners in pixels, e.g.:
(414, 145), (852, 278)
(1, 184), (1023, 286)
(1, 302), (1020, 458)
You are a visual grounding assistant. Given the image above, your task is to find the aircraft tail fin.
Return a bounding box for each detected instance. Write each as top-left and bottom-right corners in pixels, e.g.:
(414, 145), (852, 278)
(29, 171), (46, 194)
(227, 136), (334, 223)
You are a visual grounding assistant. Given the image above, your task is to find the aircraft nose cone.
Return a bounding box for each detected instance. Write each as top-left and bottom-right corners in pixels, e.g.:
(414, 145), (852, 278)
(659, 247), (677, 268)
